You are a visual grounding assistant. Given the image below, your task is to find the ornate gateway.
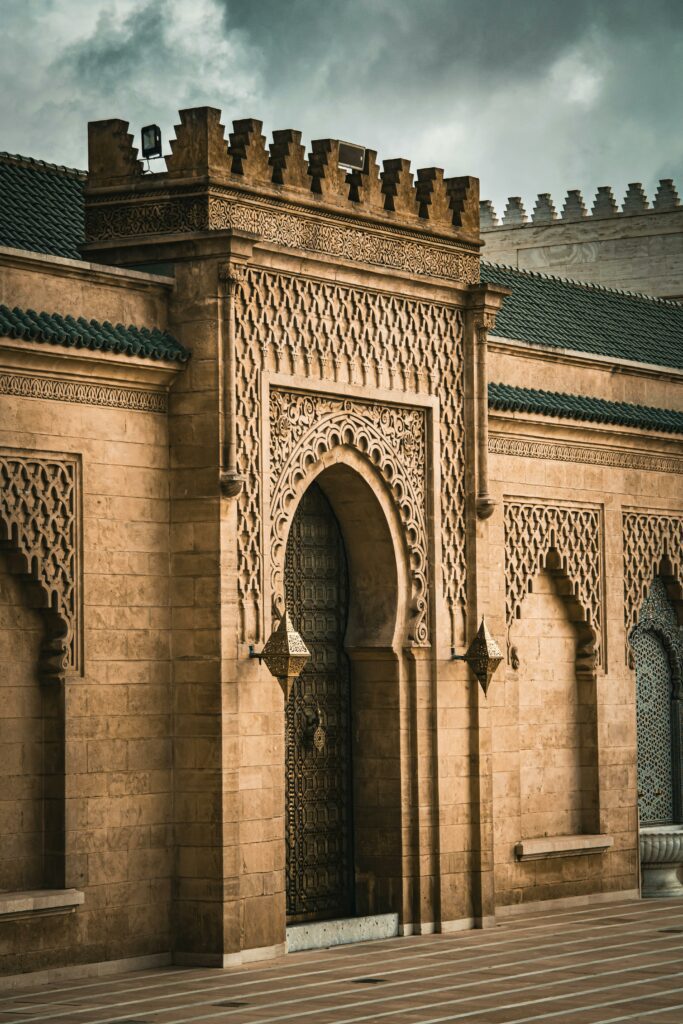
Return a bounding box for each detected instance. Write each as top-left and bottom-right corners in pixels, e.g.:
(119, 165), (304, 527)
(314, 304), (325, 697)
(284, 483), (354, 921)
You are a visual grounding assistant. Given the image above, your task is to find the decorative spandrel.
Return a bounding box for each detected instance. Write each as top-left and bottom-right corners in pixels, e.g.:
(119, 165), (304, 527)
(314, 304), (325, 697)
(261, 611), (310, 700)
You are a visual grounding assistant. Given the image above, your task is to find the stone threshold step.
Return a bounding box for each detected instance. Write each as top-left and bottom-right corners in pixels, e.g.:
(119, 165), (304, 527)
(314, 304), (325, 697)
(287, 912), (399, 952)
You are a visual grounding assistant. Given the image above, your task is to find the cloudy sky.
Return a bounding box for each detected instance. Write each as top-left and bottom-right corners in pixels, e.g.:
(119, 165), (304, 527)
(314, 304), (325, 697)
(2, 0), (682, 214)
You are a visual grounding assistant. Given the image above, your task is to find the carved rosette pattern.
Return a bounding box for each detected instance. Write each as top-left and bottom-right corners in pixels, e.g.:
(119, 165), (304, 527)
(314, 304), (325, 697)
(0, 372), (167, 413)
(233, 267), (466, 646)
(269, 389), (429, 644)
(623, 511), (683, 663)
(490, 435), (683, 475)
(85, 191), (479, 284)
(0, 452), (79, 681)
(504, 500), (604, 665)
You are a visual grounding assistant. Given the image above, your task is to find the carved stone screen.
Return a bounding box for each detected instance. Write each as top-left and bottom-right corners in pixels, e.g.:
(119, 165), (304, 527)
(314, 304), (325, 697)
(284, 483), (353, 921)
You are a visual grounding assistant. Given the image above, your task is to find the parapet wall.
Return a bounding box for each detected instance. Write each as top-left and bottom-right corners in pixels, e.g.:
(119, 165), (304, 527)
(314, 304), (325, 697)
(82, 108), (480, 284)
(480, 181), (683, 299)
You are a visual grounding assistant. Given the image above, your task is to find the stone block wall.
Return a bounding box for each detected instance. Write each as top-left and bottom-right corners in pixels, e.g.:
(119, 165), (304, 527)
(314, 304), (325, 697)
(0, 254), (176, 976)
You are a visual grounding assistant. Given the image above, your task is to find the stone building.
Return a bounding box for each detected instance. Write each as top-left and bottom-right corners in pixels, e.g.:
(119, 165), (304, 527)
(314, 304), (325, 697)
(0, 109), (681, 983)
(480, 181), (683, 299)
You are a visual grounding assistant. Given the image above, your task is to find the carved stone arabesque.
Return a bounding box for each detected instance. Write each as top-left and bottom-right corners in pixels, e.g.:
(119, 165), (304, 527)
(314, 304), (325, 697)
(269, 389), (429, 645)
(233, 268), (466, 646)
(0, 372), (167, 413)
(504, 500), (604, 666)
(85, 191), (480, 285)
(490, 435), (683, 475)
(0, 452), (79, 682)
(623, 511), (683, 664)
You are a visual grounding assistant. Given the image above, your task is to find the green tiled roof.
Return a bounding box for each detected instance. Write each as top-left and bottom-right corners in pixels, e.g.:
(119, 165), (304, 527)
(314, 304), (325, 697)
(481, 263), (683, 370)
(489, 382), (683, 434)
(0, 305), (189, 363)
(0, 152), (86, 260)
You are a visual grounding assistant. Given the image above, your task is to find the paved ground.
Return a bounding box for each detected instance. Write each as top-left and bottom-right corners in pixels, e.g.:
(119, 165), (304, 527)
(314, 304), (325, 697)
(1, 898), (683, 1024)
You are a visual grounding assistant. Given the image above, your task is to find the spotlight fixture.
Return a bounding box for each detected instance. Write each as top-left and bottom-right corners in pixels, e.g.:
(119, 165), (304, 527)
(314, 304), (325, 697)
(338, 141), (365, 172)
(141, 124), (162, 160)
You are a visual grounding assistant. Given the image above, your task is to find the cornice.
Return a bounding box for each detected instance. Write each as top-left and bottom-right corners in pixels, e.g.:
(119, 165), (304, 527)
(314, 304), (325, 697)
(0, 338), (182, 412)
(0, 245), (175, 291)
(488, 335), (683, 382)
(489, 407), (683, 444)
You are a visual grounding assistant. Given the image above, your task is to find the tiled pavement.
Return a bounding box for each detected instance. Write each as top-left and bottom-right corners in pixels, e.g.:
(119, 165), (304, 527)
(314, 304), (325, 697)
(2, 898), (683, 1024)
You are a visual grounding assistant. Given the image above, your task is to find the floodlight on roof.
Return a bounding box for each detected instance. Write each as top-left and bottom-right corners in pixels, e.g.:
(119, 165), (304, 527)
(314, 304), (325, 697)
(141, 124), (162, 160)
(338, 141), (365, 172)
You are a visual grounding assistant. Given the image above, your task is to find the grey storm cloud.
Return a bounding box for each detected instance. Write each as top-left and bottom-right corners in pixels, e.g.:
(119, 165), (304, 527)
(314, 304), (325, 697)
(1, 0), (682, 213)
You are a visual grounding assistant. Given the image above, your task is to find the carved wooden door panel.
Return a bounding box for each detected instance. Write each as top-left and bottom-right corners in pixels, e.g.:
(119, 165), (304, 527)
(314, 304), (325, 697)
(284, 483), (354, 922)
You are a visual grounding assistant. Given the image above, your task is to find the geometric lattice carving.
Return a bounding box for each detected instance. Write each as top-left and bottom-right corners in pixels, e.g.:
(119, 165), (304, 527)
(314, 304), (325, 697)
(623, 510), (683, 665)
(504, 500), (604, 666)
(234, 268), (466, 646)
(0, 450), (79, 682)
(269, 388), (429, 645)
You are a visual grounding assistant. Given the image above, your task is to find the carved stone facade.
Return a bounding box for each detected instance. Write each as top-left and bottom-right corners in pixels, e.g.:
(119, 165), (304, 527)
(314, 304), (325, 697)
(0, 104), (681, 981)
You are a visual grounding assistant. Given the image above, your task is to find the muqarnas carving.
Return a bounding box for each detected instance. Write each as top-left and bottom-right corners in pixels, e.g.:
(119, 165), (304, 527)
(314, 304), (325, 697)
(504, 500), (604, 670)
(269, 389), (429, 646)
(0, 452), (80, 683)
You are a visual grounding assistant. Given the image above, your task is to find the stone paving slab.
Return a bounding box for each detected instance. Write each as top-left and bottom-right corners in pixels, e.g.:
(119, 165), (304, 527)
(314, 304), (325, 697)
(1, 898), (683, 1023)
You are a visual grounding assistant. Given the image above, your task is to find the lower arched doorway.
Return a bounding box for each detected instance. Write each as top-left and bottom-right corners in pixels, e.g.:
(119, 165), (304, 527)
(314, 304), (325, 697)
(284, 482), (354, 922)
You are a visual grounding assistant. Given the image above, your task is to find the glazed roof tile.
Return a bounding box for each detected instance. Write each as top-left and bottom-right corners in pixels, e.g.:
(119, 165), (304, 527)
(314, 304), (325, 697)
(481, 262), (683, 370)
(0, 305), (189, 363)
(489, 382), (683, 434)
(0, 152), (86, 260)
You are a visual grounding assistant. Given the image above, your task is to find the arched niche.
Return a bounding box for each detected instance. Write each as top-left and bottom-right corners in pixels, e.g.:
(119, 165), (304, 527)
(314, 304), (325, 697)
(508, 549), (600, 841)
(277, 448), (413, 920)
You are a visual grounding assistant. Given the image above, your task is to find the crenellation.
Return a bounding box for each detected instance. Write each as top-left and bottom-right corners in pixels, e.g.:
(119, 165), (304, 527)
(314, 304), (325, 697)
(87, 119), (141, 186)
(308, 139), (351, 202)
(346, 148), (383, 209)
(561, 189), (588, 222)
(622, 182), (649, 214)
(84, 108), (481, 246)
(592, 186), (618, 218)
(480, 199), (499, 228)
(380, 157), (417, 216)
(446, 175), (480, 235)
(165, 106), (230, 179)
(268, 129), (309, 188)
(653, 178), (680, 211)
(502, 197), (527, 225)
(416, 167), (452, 224)
(532, 194), (557, 224)
(228, 118), (271, 185)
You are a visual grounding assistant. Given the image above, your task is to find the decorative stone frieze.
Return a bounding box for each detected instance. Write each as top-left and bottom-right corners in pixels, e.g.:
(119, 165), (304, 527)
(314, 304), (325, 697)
(0, 371), (167, 412)
(0, 450), (80, 682)
(489, 435), (683, 475)
(504, 499), (604, 667)
(269, 388), (430, 645)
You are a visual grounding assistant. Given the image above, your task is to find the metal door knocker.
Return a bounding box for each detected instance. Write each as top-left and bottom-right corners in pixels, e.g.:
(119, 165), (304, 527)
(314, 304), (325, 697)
(302, 705), (326, 751)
